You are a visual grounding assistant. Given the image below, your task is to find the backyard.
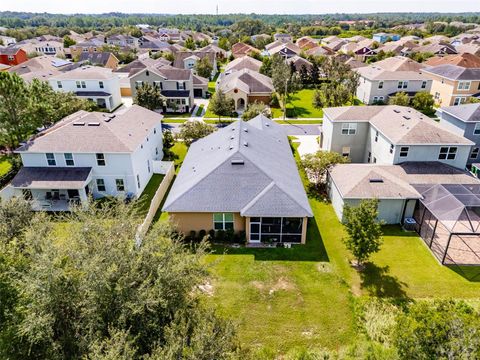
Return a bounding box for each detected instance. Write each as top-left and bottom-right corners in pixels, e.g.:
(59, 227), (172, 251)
(271, 89), (324, 119)
(156, 139), (480, 356)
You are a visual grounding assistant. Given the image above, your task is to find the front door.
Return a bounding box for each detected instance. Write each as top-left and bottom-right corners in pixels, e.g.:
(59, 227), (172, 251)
(68, 189), (80, 199)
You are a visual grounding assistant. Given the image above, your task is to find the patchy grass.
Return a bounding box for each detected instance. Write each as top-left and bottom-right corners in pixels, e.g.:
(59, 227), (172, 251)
(204, 119), (236, 124)
(0, 156), (13, 177)
(162, 119), (187, 124)
(136, 174), (164, 217)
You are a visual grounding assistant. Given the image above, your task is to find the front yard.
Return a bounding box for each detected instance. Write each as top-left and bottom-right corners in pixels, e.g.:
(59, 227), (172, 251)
(272, 89), (324, 119)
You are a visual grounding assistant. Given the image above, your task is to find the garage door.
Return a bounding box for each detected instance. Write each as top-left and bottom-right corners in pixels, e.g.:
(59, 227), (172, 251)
(193, 89), (203, 98)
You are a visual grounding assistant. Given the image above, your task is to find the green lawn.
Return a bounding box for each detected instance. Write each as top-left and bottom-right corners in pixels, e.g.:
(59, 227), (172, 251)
(208, 72), (220, 95)
(161, 112), (192, 119)
(162, 119), (187, 124)
(136, 174), (165, 217)
(272, 89), (324, 119)
(195, 104), (204, 116)
(170, 142), (188, 171)
(0, 156), (13, 177)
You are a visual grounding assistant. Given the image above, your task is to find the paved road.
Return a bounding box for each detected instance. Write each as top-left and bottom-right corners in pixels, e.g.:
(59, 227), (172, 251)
(162, 122), (322, 136)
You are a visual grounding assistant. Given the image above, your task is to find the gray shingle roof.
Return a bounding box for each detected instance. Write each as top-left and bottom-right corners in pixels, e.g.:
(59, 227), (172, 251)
(439, 103), (480, 122)
(162, 116), (312, 217)
(16, 105), (162, 153)
(78, 52), (117, 66)
(422, 64), (480, 80)
(218, 69), (274, 94)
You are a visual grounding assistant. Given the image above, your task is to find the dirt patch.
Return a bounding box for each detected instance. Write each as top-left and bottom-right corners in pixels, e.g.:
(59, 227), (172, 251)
(198, 281), (214, 296)
(269, 277), (296, 295)
(317, 263), (333, 273)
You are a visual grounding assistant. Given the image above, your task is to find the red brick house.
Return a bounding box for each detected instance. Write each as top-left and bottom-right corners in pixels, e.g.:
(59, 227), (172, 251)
(0, 47), (28, 66)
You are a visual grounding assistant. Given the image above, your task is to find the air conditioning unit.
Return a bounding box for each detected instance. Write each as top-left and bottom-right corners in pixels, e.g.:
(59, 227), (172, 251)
(403, 217), (416, 232)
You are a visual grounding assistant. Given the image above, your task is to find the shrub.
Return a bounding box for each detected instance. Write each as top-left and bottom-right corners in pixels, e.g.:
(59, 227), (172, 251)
(225, 229), (235, 242)
(285, 103), (296, 118)
(189, 230), (197, 242)
(208, 229), (216, 241)
(270, 93), (280, 107)
(198, 229), (207, 241)
(216, 230), (226, 243)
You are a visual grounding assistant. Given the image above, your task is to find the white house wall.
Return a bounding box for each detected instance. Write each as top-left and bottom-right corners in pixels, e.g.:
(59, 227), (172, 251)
(357, 78), (432, 105)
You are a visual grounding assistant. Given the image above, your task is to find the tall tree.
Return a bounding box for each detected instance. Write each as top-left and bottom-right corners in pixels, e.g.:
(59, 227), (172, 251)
(301, 151), (349, 192)
(271, 54), (301, 119)
(195, 57), (213, 79)
(241, 102), (271, 121)
(412, 91), (435, 116)
(63, 35), (76, 48)
(133, 83), (165, 111)
(178, 121), (216, 146)
(208, 90), (235, 120)
(343, 199), (384, 268)
(185, 37), (195, 50)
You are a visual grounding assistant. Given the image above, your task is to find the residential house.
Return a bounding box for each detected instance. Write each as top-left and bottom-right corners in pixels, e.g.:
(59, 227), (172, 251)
(450, 34), (479, 47)
(216, 69), (274, 111)
(69, 38), (106, 58)
(129, 65), (194, 113)
(456, 43), (480, 57)
(296, 36), (318, 50)
(173, 51), (217, 79)
(321, 105), (473, 169)
(197, 44), (227, 59)
(49, 66), (122, 111)
(321, 36), (341, 45)
(286, 55), (313, 72)
(28, 40), (64, 56)
(355, 56), (432, 104)
(372, 33), (401, 44)
(231, 42), (260, 58)
(0, 35), (16, 45)
(264, 41), (301, 58)
(273, 33), (293, 43)
(325, 39), (348, 52)
(422, 64), (480, 106)
(0, 47), (27, 66)
(106, 35), (139, 48)
(413, 42), (457, 56)
(78, 52), (119, 69)
(251, 34), (271, 43)
(345, 35), (368, 43)
(340, 39), (377, 60)
(437, 103), (480, 166)
(424, 53), (480, 68)
(192, 74), (208, 98)
(328, 162), (479, 225)
(8, 56), (78, 83)
(8, 105), (163, 211)
(162, 115), (313, 244)
(224, 55), (262, 74)
(345, 58), (367, 69)
(305, 45), (335, 57)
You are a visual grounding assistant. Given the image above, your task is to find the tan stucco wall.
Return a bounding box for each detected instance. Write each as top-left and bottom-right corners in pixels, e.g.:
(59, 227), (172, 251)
(169, 212), (245, 234)
(427, 73), (480, 106)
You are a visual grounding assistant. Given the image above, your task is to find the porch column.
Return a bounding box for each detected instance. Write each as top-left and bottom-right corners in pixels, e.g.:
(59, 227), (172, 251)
(79, 188), (89, 208)
(245, 217), (250, 244)
(301, 217), (308, 244)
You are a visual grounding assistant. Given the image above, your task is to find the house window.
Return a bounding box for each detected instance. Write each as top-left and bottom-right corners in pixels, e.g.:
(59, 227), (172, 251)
(81, 81), (86, 89)
(57, 81), (62, 89)
(154, 128), (156, 134)
(471, 148), (480, 159)
(378, 81), (384, 89)
(434, 92), (440, 100)
(7, 55), (14, 61)
(421, 81), (427, 89)
(458, 81), (471, 91)
(375, 131), (379, 142)
(341, 123), (357, 135)
(115, 179), (125, 192)
(135, 81), (142, 89)
(367, 152), (371, 163)
(474, 123), (480, 135)
(136, 175), (141, 189)
(76, 81), (81, 89)
(155, 147), (158, 155)
(177, 82), (185, 90)
(398, 81), (403, 89)
(82, 48), (88, 52)
(438, 147), (457, 160)
(453, 97), (466, 106)
(64, 153), (74, 166)
(99, 81), (104, 89)
(389, 144), (394, 154)
(154, 81), (162, 89)
(147, 160), (151, 173)
(213, 213), (234, 230)
(46, 153), (56, 166)
(399, 147), (409, 157)
(397, 81), (408, 89)
(373, 157), (377, 163)
(96, 179), (106, 192)
(342, 147), (351, 157)
(146, 70), (150, 76)
(96, 153), (106, 166)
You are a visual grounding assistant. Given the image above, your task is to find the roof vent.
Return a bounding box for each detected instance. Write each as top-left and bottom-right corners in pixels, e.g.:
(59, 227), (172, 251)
(243, 141), (248, 147)
(230, 136), (235, 140)
(73, 122), (85, 126)
(88, 122), (100, 126)
(244, 128), (248, 132)
(393, 109), (400, 113)
(403, 116), (411, 120)
(231, 159), (244, 165)
(265, 123), (270, 127)
(369, 178), (384, 183)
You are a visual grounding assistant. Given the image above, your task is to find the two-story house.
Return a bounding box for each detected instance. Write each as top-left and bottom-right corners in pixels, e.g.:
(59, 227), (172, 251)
(0, 47), (27, 66)
(355, 56), (432, 104)
(173, 51), (217, 79)
(69, 38), (106, 59)
(49, 66), (122, 111)
(106, 35), (139, 48)
(129, 65), (194, 113)
(422, 64), (480, 106)
(7, 105), (163, 211)
(322, 105), (473, 169)
(437, 103), (480, 166)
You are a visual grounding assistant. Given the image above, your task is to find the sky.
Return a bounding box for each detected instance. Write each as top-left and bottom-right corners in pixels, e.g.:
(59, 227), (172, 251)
(2, 0), (480, 15)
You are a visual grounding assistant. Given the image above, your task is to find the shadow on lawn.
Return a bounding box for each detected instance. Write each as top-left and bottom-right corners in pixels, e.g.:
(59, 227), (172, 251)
(448, 265), (480, 282)
(360, 263), (410, 299)
(212, 216), (329, 262)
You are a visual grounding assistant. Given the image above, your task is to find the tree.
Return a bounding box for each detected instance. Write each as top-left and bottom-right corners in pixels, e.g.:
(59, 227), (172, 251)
(394, 300), (480, 360)
(310, 62), (320, 86)
(271, 54), (301, 119)
(185, 37), (195, 50)
(241, 102), (271, 120)
(0, 201), (238, 359)
(162, 129), (175, 160)
(63, 35), (76, 48)
(178, 121), (216, 145)
(218, 37), (230, 51)
(208, 90), (235, 120)
(259, 57), (272, 77)
(343, 199), (384, 267)
(195, 57), (213, 79)
(301, 151), (349, 192)
(388, 92), (410, 106)
(299, 64), (310, 86)
(411, 91), (435, 116)
(133, 83), (165, 111)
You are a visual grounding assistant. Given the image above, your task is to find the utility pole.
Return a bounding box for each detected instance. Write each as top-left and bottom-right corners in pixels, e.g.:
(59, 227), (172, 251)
(216, 4), (219, 16)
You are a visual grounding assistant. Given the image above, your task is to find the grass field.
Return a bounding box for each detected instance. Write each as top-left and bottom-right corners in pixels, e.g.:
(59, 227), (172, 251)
(136, 174), (164, 217)
(0, 156), (13, 177)
(272, 89), (324, 119)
